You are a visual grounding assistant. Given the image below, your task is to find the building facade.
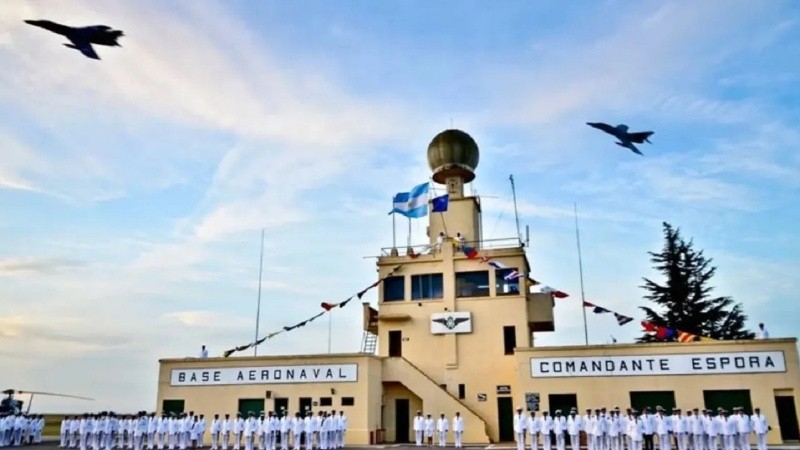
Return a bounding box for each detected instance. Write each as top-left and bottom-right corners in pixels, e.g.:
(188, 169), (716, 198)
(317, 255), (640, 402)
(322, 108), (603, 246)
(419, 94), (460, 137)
(157, 129), (800, 445)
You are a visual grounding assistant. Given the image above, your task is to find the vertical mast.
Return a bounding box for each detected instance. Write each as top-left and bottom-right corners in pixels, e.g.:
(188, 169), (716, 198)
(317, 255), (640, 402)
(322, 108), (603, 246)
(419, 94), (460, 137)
(254, 228), (265, 356)
(574, 203), (589, 345)
(509, 174), (522, 245)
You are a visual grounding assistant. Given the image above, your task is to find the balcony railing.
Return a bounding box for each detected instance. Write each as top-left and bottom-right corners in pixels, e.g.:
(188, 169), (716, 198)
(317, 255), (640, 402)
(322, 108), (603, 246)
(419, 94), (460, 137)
(379, 237), (524, 257)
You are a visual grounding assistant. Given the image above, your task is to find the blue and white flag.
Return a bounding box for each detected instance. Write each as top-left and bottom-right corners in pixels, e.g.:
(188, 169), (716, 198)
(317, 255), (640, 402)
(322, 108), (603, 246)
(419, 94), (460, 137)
(389, 182), (429, 218)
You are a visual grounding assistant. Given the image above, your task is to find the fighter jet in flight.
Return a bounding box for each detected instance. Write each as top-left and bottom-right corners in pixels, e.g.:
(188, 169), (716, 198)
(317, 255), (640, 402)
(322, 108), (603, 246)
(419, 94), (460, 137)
(24, 20), (123, 60)
(586, 122), (654, 156)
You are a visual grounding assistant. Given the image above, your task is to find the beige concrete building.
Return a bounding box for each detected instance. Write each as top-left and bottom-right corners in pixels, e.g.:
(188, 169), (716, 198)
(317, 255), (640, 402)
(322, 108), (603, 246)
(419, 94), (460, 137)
(157, 129), (800, 446)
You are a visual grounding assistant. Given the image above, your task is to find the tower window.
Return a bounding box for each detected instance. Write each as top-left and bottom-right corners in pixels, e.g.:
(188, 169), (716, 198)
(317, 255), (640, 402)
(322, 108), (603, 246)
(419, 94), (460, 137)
(503, 326), (516, 355)
(411, 274), (444, 300)
(456, 271), (490, 297)
(496, 268), (521, 296)
(382, 276), (404, 302)
(458, 384), (466, 400)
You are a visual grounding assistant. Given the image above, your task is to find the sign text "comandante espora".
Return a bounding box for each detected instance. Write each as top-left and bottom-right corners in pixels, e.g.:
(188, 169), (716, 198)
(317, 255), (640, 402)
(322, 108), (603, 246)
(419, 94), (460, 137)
(170, 364), (358, 386)
(530, 351), (785, 378)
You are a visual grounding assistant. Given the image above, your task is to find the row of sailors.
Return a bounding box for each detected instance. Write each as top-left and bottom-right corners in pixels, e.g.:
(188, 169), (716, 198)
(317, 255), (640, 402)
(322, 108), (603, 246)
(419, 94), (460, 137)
(512, 406), (770, 450)
(0, 414), (46, 447)
(411, 412), (466, 448)
(53, 411), (348, 450)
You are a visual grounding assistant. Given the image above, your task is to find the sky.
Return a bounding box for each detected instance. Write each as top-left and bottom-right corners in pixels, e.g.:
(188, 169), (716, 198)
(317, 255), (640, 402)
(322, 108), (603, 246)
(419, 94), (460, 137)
(0, 0), (798, 413)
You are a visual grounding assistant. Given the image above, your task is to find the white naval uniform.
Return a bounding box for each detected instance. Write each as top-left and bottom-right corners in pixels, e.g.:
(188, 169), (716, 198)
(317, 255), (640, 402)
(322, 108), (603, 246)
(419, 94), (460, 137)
(436, 417), (449, 447)
(527, 415), (540, 450)
(607, 416), (621, 450)
(233, 419), (244, 450)
(422, 418), (433, 443)
(413, 415), (425, 447)
(628, 419), (643, 450)
(567, 415), (582, 450)
(735, 414), (750, 450)
(553, 415), (567, 450)
(291, 418), (303, 450)
(452, 416), (464, 448)
(723, 417), (736, 450)
(513, 413), (528, 450)
(211, 419), (221, 450)
(750, 414), (768, 450)
(540, 415), (554, 450)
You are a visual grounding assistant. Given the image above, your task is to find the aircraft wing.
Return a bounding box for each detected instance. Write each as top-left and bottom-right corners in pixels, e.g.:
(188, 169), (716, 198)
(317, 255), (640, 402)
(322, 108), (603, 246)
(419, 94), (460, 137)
(624, 142), (644, 156)
(586, 122), (618, 136)
(628, 131), (653, 144)
(66, 36), (100, 60)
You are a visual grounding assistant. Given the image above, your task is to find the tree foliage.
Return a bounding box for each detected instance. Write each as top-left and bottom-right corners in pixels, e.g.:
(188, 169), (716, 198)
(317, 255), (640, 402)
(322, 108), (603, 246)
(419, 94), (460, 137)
(638, 222), (755, 342)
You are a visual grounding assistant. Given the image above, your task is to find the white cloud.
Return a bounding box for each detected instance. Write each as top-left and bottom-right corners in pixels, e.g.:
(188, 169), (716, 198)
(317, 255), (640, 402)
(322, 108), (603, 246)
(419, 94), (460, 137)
(0, 0), (797, 415)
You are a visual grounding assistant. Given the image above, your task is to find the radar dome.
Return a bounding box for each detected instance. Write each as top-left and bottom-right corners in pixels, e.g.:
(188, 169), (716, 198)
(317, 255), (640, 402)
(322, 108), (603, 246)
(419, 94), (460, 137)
(427, 129), (479, 184)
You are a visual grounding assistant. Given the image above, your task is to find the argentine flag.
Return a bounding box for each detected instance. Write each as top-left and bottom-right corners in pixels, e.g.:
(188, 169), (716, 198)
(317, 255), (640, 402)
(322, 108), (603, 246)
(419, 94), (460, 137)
(389, 182), (430, 218)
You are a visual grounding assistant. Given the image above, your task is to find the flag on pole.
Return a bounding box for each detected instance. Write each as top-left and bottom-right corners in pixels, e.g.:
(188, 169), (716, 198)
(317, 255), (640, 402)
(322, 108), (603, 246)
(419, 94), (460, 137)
(389, 182), (430, 218)
(431, 194), (449, 212)
(541, 285), (569, 298)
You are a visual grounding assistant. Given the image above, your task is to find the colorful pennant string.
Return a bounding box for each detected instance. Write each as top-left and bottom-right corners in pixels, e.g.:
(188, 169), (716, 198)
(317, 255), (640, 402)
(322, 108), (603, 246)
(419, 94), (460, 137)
(222, 264), (402, 357)
(577, 300), (715, 342)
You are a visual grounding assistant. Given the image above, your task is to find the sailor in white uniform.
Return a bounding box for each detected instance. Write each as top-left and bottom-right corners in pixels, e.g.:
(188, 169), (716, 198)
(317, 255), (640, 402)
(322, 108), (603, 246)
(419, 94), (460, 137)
(424, 414), (435, 447)
(211, 415), (221, 450)
(527, 411), (540, 450)
(750, 408), (768, 450)
(452, 412), (464, 449)
(627, 412), (643, 450)
(414, 412), (425, 447)
(567, 410), (582, 450)
(553, 410), (567, 450)
(291, 413), (303, 450)
(436, 413), (449, 448)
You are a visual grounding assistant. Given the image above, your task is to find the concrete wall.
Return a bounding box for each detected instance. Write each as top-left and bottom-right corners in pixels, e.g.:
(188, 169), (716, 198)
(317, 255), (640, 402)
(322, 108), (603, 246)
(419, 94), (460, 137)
(515, 339), (800, 445)
(157, 354), (381, 445)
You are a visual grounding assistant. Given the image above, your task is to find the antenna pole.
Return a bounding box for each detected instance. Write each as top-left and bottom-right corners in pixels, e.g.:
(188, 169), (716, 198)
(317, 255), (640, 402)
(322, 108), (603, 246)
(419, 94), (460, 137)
(574, 203), (589, 346)
(254, 229), (265, 356)
(509, 174), (522, 244)
(328, 314), (332, 354)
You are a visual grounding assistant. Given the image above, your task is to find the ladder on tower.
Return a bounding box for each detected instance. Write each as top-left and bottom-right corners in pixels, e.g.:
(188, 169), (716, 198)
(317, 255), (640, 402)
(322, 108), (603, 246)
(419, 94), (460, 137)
(360, 330), (378, 354)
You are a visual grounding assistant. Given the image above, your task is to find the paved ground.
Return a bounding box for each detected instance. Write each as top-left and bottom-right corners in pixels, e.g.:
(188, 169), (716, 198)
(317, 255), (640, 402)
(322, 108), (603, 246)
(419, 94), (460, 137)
(12, 441), (800, 450)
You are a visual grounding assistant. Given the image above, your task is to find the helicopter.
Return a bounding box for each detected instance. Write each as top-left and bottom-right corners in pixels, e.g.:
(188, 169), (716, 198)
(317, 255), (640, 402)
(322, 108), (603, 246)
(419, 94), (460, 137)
(1, 389), (94, 414)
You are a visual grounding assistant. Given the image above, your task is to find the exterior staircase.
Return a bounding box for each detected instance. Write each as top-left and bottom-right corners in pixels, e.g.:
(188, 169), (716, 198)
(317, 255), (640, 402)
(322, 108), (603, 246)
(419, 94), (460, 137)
(382, 356), (490, 444)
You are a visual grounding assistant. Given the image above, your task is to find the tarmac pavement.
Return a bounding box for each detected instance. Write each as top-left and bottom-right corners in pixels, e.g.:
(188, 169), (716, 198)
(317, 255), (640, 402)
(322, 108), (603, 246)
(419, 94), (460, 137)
(17, 440), (800, 450)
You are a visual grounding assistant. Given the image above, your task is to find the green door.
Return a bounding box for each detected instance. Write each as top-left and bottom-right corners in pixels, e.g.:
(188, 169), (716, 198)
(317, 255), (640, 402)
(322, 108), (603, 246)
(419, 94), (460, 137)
(497, 397), (514, 442)
(162, 400), (185, 415)
(275, 398), (289, 415)
(629, 391), (676, 413)
(703, 390), (752, 414)
(239, 398), (265, 417)
(548, 394), (578, 415)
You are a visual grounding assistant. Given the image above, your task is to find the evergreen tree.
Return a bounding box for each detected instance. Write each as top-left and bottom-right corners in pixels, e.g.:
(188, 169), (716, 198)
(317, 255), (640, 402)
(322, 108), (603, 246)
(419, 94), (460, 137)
(638, 222), (755, 342)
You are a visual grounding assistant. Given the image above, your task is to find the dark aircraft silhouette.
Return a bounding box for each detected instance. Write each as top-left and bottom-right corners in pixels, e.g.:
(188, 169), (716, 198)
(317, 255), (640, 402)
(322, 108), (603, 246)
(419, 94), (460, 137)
(24, 20), (123, 60)
(586, 122), (654, 156)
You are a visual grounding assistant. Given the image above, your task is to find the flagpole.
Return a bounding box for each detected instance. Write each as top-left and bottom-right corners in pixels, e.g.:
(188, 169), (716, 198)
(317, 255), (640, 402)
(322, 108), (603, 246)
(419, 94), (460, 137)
(407, 217), (411, 248)
(254, 228), (265, 356)
(392, 213), (397, 249)
(327, 313), (332, 354)
(574, 203), (589, 346)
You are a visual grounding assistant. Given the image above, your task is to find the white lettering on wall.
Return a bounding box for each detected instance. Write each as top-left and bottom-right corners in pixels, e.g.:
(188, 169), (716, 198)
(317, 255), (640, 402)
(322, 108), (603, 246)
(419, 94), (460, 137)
(170, 364), (358, 386)
(530, 351), (785, 378)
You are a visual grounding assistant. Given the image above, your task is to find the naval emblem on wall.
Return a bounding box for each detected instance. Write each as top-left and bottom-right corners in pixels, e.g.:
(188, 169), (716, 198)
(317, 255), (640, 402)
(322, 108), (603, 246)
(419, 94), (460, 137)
(430, 312), (472, 334)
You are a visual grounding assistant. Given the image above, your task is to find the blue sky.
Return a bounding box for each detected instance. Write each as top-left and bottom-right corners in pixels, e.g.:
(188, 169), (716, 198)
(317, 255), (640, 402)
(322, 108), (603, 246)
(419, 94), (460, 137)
(1, 0), (798, 412)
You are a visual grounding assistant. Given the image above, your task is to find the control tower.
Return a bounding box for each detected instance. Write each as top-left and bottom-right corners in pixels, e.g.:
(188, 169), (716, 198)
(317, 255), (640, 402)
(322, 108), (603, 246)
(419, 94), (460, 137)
(371, 128), (556, 442)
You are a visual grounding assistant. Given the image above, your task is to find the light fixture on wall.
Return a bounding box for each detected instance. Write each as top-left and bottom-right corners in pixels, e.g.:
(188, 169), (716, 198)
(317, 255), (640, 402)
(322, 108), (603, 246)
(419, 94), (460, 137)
(330, 388), (336, 395)
(265, 391), (272, 399)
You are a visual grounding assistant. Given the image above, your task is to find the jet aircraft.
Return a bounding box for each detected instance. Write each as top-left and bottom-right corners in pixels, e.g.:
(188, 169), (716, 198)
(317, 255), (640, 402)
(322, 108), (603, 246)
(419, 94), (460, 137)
(586, 122), (654, 156)
(25, 20), (123, 60)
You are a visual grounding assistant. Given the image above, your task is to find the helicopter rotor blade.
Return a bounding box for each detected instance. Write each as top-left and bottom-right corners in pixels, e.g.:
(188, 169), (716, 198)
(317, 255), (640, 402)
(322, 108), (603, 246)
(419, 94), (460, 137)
(16, 390), (94, 401)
